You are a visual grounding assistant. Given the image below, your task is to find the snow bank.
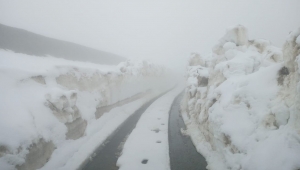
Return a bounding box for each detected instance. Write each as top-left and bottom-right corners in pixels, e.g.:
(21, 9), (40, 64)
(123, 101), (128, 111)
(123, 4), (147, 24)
(0, 50), (175, 170)
(181, 25), (300, 170)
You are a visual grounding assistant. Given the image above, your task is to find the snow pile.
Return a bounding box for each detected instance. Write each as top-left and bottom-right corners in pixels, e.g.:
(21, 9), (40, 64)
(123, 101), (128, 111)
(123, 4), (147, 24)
(181, 25), (300, 170)
(0, 50), (174, 170)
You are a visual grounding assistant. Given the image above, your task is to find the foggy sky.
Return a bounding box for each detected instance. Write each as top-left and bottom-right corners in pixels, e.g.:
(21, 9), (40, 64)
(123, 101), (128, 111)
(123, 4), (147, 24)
(0, 0), (299, 70)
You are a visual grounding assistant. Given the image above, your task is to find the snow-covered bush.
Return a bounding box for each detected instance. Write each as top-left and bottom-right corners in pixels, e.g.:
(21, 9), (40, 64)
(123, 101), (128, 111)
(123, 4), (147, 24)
(182, 25), (300, 170)
(0, 51), (174, 170)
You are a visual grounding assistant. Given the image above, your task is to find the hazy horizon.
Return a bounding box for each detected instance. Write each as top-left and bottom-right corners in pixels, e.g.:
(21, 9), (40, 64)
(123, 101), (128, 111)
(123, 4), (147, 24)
(1, 0), (299, 70)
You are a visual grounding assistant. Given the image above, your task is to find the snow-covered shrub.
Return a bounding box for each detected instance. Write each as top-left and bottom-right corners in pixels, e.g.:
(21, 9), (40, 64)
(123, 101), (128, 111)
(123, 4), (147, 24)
(182, 25), (300, 170)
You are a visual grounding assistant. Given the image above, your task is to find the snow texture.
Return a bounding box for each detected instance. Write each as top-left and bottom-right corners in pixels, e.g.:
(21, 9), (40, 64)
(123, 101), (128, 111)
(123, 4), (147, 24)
(117, 85), (183, 170)
(181, 25), (300, 170)
(0, 50), (175, 170)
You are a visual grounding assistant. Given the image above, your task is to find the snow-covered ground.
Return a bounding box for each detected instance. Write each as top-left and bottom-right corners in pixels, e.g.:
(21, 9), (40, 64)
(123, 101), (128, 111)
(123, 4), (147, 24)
(44, 95), (156, 170)
(0, 50), (176, 170)
(181, 25), (300, 170)
(117, 85), (183, 170)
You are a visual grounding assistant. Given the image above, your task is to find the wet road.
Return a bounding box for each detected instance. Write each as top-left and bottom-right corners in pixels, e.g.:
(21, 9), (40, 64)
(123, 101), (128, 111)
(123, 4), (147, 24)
(168, 92), (207, 170)
(82, 90), (171, 170)
(82, 90), (207, 170)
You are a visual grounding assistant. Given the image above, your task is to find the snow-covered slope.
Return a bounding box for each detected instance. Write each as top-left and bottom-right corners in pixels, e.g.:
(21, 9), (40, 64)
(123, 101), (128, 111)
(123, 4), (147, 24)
(181, 25), (300, 170)
(0, 50), (175, 170)
(0, 23), (125, 65)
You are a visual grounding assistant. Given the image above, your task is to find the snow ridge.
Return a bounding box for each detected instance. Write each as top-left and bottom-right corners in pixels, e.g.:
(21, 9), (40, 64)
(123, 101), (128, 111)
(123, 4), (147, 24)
(182, 25), (300, 170)
(0, 51), (175, 170)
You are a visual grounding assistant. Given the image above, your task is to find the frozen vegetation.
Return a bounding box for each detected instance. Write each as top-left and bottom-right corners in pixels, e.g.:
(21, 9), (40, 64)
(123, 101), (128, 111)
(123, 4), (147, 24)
(182, 25), (300, 170)
(0, 50), (175, 170)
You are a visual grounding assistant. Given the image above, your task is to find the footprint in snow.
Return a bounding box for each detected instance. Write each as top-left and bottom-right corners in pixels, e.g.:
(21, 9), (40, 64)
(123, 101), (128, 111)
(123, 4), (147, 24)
(141, 159), (148, 164)
(151, 128), (160, 133)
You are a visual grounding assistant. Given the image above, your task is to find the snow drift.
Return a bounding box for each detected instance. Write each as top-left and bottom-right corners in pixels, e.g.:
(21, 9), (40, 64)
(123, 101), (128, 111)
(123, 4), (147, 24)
(182, 25), (300, 170)
(0, 50), (175, 170)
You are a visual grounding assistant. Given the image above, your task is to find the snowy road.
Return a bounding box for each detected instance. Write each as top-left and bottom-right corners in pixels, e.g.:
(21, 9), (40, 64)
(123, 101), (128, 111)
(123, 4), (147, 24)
(81, 89), (173, 170)
(82, 87), (207, 170)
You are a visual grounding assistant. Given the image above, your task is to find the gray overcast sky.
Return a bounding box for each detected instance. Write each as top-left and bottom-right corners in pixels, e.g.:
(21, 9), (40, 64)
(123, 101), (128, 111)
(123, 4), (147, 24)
(0, 0), (299, 70)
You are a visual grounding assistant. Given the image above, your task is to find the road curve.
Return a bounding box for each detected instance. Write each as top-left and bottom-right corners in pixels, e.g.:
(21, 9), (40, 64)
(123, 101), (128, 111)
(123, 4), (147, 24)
(81, 89), (171, 170)
(168, 92), (207, 170)
(82, 90), (207, 170)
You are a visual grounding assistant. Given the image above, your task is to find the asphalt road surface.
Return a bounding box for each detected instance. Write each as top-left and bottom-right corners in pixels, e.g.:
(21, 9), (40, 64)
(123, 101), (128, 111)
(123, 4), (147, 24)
(168, 92), (207, 170)
(82, 91), (207, 170)
(82, 90), (171, 170)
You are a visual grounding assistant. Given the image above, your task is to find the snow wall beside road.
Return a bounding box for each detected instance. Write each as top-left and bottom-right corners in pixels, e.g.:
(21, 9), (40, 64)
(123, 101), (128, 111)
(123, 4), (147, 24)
(0, 50), (176, 170)
(181, 25), (300, 170)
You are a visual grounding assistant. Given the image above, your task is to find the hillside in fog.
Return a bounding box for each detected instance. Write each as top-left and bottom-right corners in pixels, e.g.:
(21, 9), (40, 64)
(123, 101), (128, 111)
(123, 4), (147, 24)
(0, 23), (125, 65)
